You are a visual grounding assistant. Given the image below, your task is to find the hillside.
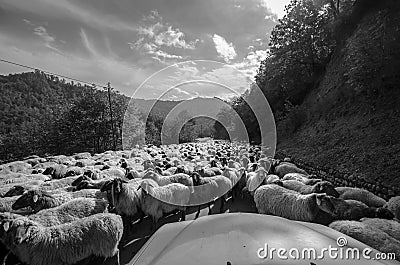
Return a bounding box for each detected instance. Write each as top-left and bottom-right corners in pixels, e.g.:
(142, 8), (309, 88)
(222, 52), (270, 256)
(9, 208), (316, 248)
(276, 0), (400, 188)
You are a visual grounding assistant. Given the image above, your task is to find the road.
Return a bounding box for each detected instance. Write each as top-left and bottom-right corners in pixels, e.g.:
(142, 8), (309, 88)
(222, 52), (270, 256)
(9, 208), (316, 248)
(102, 195), (257, 265)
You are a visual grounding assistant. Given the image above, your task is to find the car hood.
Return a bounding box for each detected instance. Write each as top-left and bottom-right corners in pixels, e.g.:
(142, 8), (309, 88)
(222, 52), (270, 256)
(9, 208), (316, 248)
(128, 213), (399, 265)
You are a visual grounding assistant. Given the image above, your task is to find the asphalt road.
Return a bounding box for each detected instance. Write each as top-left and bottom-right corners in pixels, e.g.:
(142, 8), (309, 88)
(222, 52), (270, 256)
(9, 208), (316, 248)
(104, 194), (257, 265)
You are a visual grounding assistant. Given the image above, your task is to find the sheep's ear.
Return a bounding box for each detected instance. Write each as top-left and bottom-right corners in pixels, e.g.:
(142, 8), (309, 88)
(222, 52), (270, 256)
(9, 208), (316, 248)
(3, 221), (10, 232)
(32, 194), (39, 203)
(315, 194), (323, 206)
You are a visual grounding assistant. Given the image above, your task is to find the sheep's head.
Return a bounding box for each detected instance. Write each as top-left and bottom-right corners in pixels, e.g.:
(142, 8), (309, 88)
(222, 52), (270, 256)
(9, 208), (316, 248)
(75, 180), (92, 190)
(313, 181), (339, 197)
(315, 195), (342, 216)
(3, 218), (35, 245)
(154, 166), (163, 175)
(3, 185), (25, 197)
(71, 175), (89, 186)
(375, 207), (395, 219)
(12, 190), (45, 210)
(118, 158), (128, 169)
(137, 179), (157, 196)
(42, 166), (55, 176)
(190, 172), (201, 186)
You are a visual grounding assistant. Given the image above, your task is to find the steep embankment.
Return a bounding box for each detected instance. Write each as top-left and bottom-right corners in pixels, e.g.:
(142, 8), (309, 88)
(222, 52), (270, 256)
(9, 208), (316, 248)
(277, 2), (400, 192)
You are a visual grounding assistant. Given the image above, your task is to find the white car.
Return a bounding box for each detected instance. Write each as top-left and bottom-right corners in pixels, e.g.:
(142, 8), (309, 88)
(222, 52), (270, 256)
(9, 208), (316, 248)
(129, 213), (399, 265)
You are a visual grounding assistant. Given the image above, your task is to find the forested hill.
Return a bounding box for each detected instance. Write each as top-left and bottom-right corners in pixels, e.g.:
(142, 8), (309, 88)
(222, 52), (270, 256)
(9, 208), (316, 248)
(0, 72), (225, 161)
(0, 71), (133, 160)
(213, 0), (400, 187)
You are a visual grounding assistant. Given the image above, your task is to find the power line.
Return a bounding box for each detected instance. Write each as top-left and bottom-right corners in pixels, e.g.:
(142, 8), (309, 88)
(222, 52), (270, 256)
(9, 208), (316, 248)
(0, 58), (108, 89)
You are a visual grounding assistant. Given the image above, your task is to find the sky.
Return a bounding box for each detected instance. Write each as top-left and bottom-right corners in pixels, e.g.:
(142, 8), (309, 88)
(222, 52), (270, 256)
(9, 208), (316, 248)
(0, 0), (290, 99)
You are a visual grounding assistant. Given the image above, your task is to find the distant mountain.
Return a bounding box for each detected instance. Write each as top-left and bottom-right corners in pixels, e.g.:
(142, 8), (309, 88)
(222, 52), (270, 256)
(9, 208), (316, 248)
(132, 97), (227, 120)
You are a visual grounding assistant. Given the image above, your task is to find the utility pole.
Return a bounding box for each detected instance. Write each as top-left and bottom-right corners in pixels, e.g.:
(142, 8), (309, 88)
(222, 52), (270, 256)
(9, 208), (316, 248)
(106, 82), (116, 150)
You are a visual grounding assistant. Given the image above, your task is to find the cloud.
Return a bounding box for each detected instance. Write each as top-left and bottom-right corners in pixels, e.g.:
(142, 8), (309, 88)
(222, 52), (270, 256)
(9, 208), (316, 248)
(23, 19), (61, 54)
(154, 26), (198, 49)
(259, 0), (291, 18)
(233, 49), (269, 80)
(212, 34), (237, 63)
(131, 10), (199, 64)
(3, 0), (138, 33)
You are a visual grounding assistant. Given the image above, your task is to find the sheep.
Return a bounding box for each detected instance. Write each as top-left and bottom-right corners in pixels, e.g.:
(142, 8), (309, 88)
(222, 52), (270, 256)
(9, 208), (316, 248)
(1, 197), (107, 227)
(336, 187), (386, 208)
(2, 185), (26, 197)
(316, 195), (394, 221)
(384, 196), (400, 220)
(100, 178), (143, 236)
(281, 180), (339, 197)
(38, 175), (80, 190)
(0, 174), (49, 185)
(1, 213), (123, 265)
(329, 220), (400, 259)
(190, 172), (233, 218)
(42, 164), (69, 179)
(0, 196), (32, 213)
(245, 167), (268, 195)
(282, 173), (321, 185)
(138, 179), (191, 230)
(142, 171), (194, 193)
(12, 189), (107, 212)
(360, 218), (400, 242)
(0, 180), (45, 197)
(274, 162), (308, 178)
(253, 184), (334, 223)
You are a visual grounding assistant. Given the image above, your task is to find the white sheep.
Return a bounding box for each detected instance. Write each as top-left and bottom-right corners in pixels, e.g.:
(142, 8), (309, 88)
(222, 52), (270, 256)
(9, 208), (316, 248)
(138, 179), (190, 230)
(100, 178), (143, 235)
(329, 220), (400, 259)
(142, 171), (194, 193)
(360, 218), (400, 242)
(253, 184), (332, 222)
(12, 189), (107, 212)
(316, 196), (394, 221)
(274, 162), (308, 178)
(282, 173), (321, 185)
(384, 196), (400, 220)
(245, 167), (268, 195)
(1, 213), (123, 265)
(190, 172), (233, 218)
(281, 180), (339, 197)
(1, 197), (107, 227)
(336, 187), (386, 207)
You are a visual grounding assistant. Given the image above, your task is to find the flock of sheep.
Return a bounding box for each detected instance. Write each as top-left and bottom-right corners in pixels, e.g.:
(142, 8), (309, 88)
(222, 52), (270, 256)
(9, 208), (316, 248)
(0, 139), (399, 265)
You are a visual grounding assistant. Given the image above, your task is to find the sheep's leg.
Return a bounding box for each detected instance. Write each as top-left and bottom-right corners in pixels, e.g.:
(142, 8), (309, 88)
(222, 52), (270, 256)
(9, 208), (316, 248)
(195, 205), (201, 219)
(2, 250), (10, 265)
(207, 202), (213, 215)
(220, 196), (226, 213)
(180, 210), (186, 221)
(116, 249), (120, 265)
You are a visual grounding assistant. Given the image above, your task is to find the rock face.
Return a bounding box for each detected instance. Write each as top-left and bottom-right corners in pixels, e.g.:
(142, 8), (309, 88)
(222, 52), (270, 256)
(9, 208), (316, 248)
(277, 1), (400, 188)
